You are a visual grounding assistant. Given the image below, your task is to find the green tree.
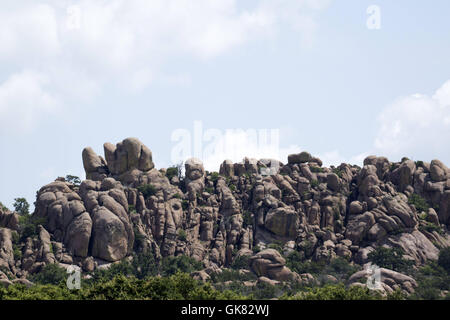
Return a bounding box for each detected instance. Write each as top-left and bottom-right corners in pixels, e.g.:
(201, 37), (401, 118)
(30, 264), (68, 285)
(368, 247), (414, 273)
(13, 198), (30, 216)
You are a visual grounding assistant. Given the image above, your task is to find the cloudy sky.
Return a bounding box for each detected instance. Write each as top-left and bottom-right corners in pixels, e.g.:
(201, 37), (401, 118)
(1, 0), (450, 209)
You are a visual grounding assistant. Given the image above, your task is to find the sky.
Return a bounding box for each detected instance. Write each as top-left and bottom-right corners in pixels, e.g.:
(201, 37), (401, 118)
(1, 0), (450, 210)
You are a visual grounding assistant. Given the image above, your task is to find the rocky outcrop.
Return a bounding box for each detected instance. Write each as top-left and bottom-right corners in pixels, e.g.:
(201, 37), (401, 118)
(249, 249), (298, 282)
(1, 139), (449, 294)
(348, 267), (417, 295)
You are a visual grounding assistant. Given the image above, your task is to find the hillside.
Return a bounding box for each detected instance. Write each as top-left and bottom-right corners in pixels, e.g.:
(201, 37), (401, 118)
(1, 137), (450, 299)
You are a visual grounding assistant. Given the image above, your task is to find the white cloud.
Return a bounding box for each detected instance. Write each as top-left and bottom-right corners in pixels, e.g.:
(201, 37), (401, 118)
(0, 0), (331, 87)
(374, 80), (450, 163)
(0, 71), (59, 133)
(0, 1), (331, 133)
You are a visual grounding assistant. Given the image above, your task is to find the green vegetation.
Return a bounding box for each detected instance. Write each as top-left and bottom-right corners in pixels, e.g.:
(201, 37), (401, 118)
(286, 253), (359, 281)
(310, 180), (320, 188)
(0, 201), (8, 211)
(415, 161), (424, 168)
(310, 167), (324, 173)
(30, 264), (68, 285)
(367, 247), (414, 273)
(438, 247), (450, 273)
(209, 172), (220, 182)
(408, 193), (430, 213)
(166, 166), (179, 181)
(0, 273), (245, 300)
(18, 215), (47, 241)
(181, 200), (189, 210)
(137, 184), (157, 199)
(177, 229), (187, 241)
(230, 255), (250, 270)
(204, 187), (214, 194)
(287, 284), (382, 300)
(13, 197), (30, 216)
(419, 222), (444, 235)
(65, 175), (81, 186)
(409, 259), (450, 300)
(242, 211), (253, 228)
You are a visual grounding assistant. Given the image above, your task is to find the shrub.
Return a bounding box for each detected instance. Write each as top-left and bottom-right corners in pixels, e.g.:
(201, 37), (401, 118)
(205, 187), (214, 194)
(65, 175), (81, 186)
(419, 222), (444, 235)
(137, 184), (157, 199)
(160, 256), (202, 277)
(0, 202), (8, 211)
(408, 193), (430, 213)
(230, 255), (250, 270)
(289, 284), (381, 300)
(18, 215), (47, 241)
(30, 264), (68, 285)
(310, 180), (320, 188)
(310, 167), (324, 173)
(177, 229), (187, 241)
(166, 167), (179, 181)
(367, 247), (414, 273)
(438, 247), (450, 273)
(242, 211), (253, 228)
(209, 172), (220, 182)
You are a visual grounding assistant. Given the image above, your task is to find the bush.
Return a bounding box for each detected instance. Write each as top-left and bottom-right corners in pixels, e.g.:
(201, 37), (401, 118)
(209, 172), (220, 182)
(0, 201), (8, 211)
(161, 256), (202, 276)
(288, 284), (381, 300)
(137, 184), (157, 199)
(30, 264), (68, 285)
(18, 215), (47, 241)
(242, 211), (253, 228)
(310, 180), (320, 188)
(438, 247), (450, 273)
(65, 175), (81, 186)
(409, 260), (450, 300)
(230, 255), (250, 270)
(166, 167), (179, 181)
(408, 193), (430, 213)
(286, 252), (325, 275)
(177, 229), (187, 241)
(367, 247), (414, 273)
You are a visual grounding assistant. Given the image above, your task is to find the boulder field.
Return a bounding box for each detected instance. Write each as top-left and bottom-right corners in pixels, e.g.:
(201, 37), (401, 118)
(1, 138), (449, 295)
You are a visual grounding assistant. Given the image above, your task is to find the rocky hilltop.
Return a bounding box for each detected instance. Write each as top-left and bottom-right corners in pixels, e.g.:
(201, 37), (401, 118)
(1, 137), (450, 295)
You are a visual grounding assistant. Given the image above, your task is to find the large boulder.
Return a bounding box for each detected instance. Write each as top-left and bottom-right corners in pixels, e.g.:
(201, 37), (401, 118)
(82, 147), (109, 181)
(249, 249), (298, 282)
(90, 207), (129, 262)
(288, 152), (312, 164)
(264, 207), (299, 239)
(348, 267), (417, 295)
(104, 137), (154, 176)
(430, 160), (448, 182)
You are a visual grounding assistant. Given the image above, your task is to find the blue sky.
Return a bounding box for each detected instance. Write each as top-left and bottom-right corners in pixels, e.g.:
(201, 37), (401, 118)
(1, 0), (450, 209)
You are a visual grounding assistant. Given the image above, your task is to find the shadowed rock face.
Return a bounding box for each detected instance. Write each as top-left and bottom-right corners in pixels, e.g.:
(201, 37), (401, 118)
(1, 138), (450, 290)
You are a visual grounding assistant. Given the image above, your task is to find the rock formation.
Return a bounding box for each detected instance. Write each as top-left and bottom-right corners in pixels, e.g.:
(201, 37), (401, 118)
(0, 138), (449, 295)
